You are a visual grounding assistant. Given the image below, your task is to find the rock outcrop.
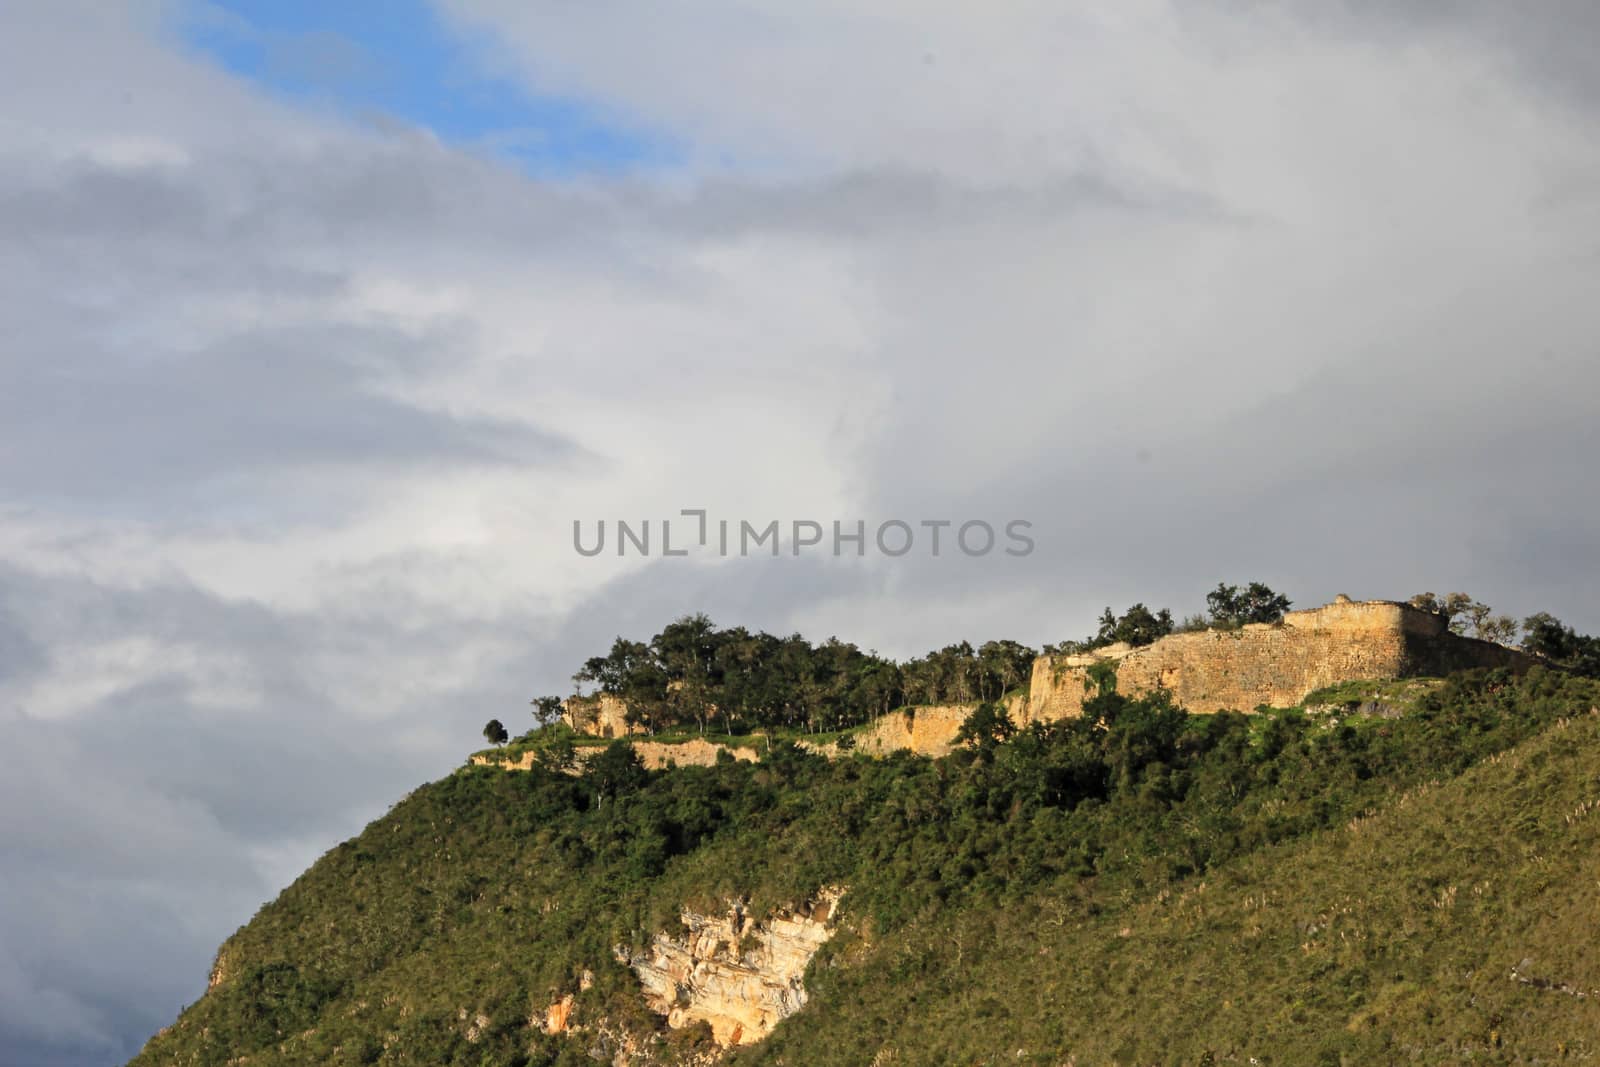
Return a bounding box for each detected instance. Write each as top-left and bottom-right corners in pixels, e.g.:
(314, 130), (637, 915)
(616, 889), (845, 1047)
(206, 947), (233, 990)
(539, 993), (575, 1035)
(1025, 595), (1537, 720)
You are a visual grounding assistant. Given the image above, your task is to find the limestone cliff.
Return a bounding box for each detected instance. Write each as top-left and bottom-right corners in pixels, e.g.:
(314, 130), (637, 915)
(615, 889), (845, 1047)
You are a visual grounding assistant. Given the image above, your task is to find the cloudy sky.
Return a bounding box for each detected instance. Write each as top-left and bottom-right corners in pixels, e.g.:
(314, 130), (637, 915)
(3, 0), (1598, 1062)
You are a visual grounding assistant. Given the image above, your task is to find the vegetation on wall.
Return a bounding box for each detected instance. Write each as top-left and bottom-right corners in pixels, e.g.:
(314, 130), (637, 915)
(567, 613), (1037, 735)
(1405, 590), (1600, 675)
(1407, 590), (1520, 645)
(551, 585), (1600, 743)
(1205, 580), (1293, 628)
(1041, 579), (1292, 655)
(1519, 611), (1600, 676)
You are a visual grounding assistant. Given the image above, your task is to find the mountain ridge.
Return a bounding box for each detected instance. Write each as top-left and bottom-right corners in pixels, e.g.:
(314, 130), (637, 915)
(131, 660), (1600, 1065)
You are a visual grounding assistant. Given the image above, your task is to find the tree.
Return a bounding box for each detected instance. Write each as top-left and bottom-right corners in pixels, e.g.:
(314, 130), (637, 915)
(1208, 582), (1291, 627)
(1095, 603), (1174, 647)
(585, 741), (647, 808)
(1478, 614), (1520, 646)
(482, 719), (509, 747)
(1237, 582), (1292, 624)
(1408, 591), (1480, 630)
(1439, 592), (1479, 633)
(1521, 613), (1600, 677)
(1460, 600), (1493, 637)
(1407, 592), (1440, 614)
(1522, 612), (1579, 660)
(1409, 592), (1517, 645)
(530, 695), (564, 725)
(901, 641), (984, 704)
(654, 614), (723, 733)
(1207, 584), (1241, 625)
(977, 639), (1037, 701)
(536, 736), (577, 773)
(955, 700), (1017, 759)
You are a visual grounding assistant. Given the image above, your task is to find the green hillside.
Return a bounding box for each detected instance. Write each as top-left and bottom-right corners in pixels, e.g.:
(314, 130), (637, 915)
(132, 667), (1600, 1066)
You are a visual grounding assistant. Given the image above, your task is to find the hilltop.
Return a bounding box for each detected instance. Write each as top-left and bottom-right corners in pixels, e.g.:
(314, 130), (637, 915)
(484, 595), (1537, 771)
(130, 591), (1600, 1066)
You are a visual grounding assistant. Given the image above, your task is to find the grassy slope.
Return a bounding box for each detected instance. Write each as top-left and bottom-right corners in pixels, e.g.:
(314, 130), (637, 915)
(753, 709), (1600, 1065)
(132, 671), (1600, 1067)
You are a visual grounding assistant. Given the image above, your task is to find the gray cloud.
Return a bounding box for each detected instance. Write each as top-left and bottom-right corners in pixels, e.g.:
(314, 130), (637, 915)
(2, 318), (577, 511)
(0, 560), (553, 1065)
(4, 1), (1600, 1064)
(0, 143), (601, 522)
(1216, 0), (1600, 112)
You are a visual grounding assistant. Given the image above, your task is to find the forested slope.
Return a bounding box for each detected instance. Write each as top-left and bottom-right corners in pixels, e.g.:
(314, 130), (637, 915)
(132, 668), (1600, 1066)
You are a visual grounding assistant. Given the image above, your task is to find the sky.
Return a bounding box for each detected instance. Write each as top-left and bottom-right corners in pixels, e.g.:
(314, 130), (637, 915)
(2, 1), (1598, 1062)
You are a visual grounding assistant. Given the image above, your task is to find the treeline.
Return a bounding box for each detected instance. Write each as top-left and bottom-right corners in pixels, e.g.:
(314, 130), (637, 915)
(1512, 611), (1600, 675)
(1045, 580), (1292, 654)
(566, 614), (1036, 735)
(1048, 585), (1600, 672)
(155, 666), (1600, 1067)
(530, 584), (1600, 740)
(553, 581), (1292, 735)
(1405, 591), (1600, 674)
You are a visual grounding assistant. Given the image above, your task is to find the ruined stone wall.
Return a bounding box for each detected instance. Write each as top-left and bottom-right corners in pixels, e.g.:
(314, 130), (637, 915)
(1025, 596), (1536, 720)
(799, 704), (974, 759)
(484, 704), (985, 772)
(629, 739), (759, 769)
(511, 598), (1538, 772)
(473, 737), (759, 773)
(561, 698), (983, 758)
(801, 695), (1029, 759)
(561, 694), (643, 739)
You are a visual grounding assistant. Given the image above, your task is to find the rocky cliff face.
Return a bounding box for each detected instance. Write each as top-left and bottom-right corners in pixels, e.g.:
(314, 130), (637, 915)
(616, 889), (845, 1047)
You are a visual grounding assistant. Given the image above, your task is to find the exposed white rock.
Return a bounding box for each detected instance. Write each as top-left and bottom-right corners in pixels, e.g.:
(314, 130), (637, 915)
(617, 888), (845, 1046)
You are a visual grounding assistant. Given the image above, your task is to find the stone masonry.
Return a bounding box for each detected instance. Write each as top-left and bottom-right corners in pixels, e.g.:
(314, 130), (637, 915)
(1023, 595), (1537, 720)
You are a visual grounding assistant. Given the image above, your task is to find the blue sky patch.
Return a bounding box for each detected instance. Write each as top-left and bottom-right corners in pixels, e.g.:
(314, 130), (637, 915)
(175, 0), (676, 175)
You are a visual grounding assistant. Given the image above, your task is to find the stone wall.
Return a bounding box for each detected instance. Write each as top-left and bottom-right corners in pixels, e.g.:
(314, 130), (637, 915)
(801, 704), (975, 760)
(801, 695), (1030, 759)
(473, 737), (759, 773)
(1025, 595), (1537, 720)
(511, 597), (1540, 772)
(630, 739), (759, 769)
(561, 694), (643, 739)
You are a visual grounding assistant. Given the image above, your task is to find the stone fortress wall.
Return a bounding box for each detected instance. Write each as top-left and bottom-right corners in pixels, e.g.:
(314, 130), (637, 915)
(535, 596), (1540, 763)
(560, 693), (643, 739)
(1023, 594), (1536, 722)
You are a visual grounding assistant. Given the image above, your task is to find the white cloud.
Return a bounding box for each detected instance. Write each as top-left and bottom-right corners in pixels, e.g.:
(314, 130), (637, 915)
(3, 1), (1600, 1063)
